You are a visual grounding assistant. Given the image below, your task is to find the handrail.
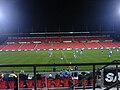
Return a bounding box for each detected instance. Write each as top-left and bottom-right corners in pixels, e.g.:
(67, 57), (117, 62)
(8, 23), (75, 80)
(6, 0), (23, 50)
(68, 60), (120, 90)
(104, 81), (120, 90)
(0, 60), (120, 90)
(0, 61), (120, 67)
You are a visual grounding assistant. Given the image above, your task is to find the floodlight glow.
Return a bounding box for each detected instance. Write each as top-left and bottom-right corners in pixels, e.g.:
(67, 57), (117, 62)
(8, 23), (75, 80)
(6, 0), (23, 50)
(0, 12), (1, 18)
(119, 8), (120, 14)
(0, 10), (1, 17)
(0, 8), (2, 18)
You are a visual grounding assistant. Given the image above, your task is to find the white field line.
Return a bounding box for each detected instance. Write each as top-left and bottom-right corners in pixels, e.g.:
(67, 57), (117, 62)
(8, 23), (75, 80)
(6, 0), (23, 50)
(61, 50), (72, 69)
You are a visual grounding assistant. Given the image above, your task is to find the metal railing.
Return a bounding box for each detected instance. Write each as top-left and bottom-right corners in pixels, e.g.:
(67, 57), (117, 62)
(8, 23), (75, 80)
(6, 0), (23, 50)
(0, 60), (120, 90)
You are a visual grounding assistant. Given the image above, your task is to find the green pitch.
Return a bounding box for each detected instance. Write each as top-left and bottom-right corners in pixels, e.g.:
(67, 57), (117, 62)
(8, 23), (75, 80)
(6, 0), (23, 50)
(0, 49), (119, 72)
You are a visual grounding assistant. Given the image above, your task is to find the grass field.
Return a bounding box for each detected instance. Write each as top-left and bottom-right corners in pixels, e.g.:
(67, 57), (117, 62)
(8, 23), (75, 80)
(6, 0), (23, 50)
(0, 49), (120, 72)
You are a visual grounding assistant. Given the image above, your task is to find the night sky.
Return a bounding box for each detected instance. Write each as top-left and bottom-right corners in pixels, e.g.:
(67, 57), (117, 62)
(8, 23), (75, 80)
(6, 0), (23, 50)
(0, 0), (120, 33)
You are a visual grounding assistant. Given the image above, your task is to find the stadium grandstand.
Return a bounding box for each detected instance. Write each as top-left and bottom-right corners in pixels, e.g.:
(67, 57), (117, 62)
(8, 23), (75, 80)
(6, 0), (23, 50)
(0, 30), (119, 90)
(0, 0), (120, 90)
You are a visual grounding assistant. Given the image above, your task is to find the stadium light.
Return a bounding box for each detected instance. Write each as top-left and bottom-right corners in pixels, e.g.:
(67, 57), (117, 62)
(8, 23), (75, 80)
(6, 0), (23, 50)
(0, 9), (1, 18)
(0, 12), (1, 18)
(119, 8), (120, 14)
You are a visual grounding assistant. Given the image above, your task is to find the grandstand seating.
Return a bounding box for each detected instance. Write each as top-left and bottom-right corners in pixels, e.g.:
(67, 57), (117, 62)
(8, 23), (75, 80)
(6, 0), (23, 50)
(61, 37), (73, 42)
(86, 37), (99, 41)
(33, 38), (46, 43)
(0, 72), (95, 89)
(47, 78), (54, 88)
(19, 39), (33, 42)
(7, 38), (34, 42)
(0, 81), (8, 89)
(26, 79), (34, 88)
(114, 42), (120, 47)
(0, 45), (5, 50)
(99, 42), (118, 48)
(7, 36), (114, 43)
(1, 44), (21, 50)
(82, 79), (88, 87)
(54, 79), (61, 87)
(84, 42), (101, 48)
(19, 44), (36, 50)
(7, 39), (21, 42)
(36, 80), (44, 88)
(52, 43), (68, 49)
(36, 43), (52, 50)
(47, 37), (60, 43)
(69, 42), (85, 48)
(73, 37), (86, 42)
(1, 36), (119, 51)
(19, 80), (24, 88)
(8, 81), (16, 89)
(60, 77), (69, 87)
(98, 37), (113, 41)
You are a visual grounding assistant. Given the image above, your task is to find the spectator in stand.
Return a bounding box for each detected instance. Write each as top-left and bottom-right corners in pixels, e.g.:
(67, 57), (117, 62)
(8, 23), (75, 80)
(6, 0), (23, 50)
(64, 72), (69, 78)
(63, 69), (71, 77)
(48, 73), (53, 78)
(3, 72), (9, 81)
(8, 71), (17, 81)
(67, 67), (70, 72)
(19, 70), (28, 87)
(59, 71), (64, 78)
(36, 73), (42, 80)
(55, 73), (60, 79)
(74, 65), (78, 71)
(9, 71), (18, 89)
(0, 72), (3, 81)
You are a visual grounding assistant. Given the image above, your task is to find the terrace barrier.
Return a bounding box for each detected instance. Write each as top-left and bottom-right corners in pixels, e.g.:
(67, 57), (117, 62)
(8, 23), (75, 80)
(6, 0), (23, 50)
(0, 60), (120, 90)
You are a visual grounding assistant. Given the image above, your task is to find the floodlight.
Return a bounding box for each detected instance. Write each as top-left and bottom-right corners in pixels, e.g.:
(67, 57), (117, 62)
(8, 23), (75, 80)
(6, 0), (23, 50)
(0, 8), (1, 18)
(119, 8), (120, 14)
(0, 12), (1, 18)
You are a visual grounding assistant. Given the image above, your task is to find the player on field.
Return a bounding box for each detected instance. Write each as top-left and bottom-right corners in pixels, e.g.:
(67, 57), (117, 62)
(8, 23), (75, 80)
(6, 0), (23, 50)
(80, 48), (83, 55)
(60, 54), (63, 60)
(116, 48), (119, 53)
(100, 48), (103, 54)
(109, 50), (112, 57)
(75, 49), (79, 54)
(49, 50), (52, 57)
(74, 53), (77, 60)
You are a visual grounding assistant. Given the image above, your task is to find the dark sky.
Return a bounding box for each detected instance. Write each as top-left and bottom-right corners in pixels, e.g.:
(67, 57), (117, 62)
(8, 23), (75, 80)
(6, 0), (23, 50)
(0, 0), (120, 32)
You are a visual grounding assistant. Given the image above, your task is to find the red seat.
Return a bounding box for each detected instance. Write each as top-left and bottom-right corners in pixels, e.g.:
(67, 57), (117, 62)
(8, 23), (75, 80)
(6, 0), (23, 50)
(60, 78), (69, 87)
(47, 78), (53, 88)
(74, 79), (78, 87)
(8, 81), (16, 89)
(63, 78), (69, 87)
(26, 79), (34, 88)
(19, 80), (24, 88)
(89, 79), (93, 86)
(54, 79), (60, 87)
(0, 81), (8, 89)
(82, 79), (88, 87)
(37, 80), (43, 88)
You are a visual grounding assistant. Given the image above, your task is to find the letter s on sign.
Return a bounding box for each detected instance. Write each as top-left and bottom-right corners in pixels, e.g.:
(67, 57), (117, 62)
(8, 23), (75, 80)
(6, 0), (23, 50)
(105, 73), (114, 82)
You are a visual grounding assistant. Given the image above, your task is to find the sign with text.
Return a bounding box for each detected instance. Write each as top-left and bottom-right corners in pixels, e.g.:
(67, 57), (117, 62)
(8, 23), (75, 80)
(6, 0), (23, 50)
(104, 66), (120, 86)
